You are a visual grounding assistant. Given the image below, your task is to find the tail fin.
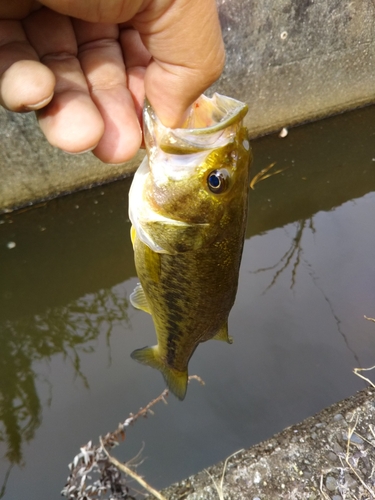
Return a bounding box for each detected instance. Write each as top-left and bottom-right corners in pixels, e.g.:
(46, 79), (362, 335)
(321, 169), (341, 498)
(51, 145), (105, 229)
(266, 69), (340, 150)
(131, 346), (188, 401)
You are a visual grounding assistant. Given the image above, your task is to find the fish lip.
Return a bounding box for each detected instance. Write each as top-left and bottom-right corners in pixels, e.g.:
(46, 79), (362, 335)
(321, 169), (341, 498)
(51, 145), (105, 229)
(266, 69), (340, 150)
(144, 93), (248, 152)
(145, 94), (248, 136)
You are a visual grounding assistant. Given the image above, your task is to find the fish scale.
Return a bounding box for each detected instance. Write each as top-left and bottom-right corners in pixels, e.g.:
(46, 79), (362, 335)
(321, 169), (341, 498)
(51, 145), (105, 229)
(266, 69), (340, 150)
(134, 242), (236, 366)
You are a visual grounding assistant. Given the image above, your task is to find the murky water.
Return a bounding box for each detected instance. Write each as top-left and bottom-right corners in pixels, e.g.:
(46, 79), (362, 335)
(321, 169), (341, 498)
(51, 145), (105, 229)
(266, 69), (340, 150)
(1, 105), (375, 499)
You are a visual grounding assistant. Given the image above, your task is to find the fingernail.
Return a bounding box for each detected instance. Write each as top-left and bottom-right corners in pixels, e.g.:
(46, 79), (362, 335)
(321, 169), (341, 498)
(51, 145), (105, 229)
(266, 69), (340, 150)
(63, 145), (99, 155)
(25, 93), (54, 111)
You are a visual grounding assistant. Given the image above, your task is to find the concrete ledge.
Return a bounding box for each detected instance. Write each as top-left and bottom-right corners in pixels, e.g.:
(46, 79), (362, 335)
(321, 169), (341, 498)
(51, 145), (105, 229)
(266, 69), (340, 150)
(2, 0), (375, 212)
(154, 387), (375, 499)
(0, 110), (145, 213)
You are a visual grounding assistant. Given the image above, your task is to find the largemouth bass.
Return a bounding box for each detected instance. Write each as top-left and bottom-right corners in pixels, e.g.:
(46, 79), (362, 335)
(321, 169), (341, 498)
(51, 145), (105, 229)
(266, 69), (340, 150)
(129, 93), (252, 400)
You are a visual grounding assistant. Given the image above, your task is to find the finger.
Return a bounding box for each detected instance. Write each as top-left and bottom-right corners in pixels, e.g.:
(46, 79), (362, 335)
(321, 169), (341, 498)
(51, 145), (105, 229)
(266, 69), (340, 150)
(23, 8), (104, 154)
(0, 20), (55, 110)
(37, 0), (144, 24)
(134, 0), (225, 128)
(120, 28), (151, 124)
(120, 28), (151, 69)
(73, 20), (142, 163)
(0, 1), (41, 20)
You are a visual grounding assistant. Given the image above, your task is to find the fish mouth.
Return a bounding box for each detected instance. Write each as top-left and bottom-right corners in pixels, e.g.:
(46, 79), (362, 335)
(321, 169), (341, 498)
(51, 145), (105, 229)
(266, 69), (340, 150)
(163, 94), (248, 134)
(144, 93), (248, 153)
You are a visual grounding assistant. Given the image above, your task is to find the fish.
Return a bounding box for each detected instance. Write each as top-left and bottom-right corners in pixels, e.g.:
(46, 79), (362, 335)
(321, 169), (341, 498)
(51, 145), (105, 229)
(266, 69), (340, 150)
(128, 93), (252, 400)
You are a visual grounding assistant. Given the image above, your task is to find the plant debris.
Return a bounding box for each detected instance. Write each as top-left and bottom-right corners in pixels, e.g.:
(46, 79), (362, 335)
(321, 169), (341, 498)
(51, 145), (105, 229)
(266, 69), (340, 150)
(249, 162), (289, 190)
(62, 376), (204, 500)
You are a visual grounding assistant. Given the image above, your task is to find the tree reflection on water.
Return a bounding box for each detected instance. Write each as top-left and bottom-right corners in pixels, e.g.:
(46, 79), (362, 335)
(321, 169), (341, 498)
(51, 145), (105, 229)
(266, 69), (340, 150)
(0, 284), (129, 477)
(252, 218), (315, 293)
(250, 218), (360, 366)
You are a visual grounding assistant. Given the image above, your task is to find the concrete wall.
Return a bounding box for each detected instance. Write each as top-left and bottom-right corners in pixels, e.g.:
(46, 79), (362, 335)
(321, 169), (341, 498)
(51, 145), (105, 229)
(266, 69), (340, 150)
(0, 110), (144, 213)
(1, 0), (375, 212)
(214, 0), (375, 135)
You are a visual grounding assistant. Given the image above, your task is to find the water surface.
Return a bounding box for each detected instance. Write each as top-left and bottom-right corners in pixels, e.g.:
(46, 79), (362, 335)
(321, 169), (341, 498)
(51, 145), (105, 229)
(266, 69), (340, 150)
(1, 105), (375, 498)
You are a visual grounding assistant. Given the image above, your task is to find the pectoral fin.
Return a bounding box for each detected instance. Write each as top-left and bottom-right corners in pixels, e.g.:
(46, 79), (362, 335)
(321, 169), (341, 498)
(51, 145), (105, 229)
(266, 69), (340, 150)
(131, 346), (188, 400)
(212, 322), (233, 344)
(143, 243), (161, 283)
(130, 283), (151, 314)
(130, 225), (137, 247)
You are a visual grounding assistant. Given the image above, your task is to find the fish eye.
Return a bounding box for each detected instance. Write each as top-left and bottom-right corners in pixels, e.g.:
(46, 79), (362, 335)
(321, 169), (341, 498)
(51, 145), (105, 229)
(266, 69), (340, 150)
(207, 169), (230, 194)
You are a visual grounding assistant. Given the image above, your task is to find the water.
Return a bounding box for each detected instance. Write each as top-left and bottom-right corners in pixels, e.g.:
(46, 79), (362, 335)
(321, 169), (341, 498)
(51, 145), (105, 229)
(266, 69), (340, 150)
(1, 105), (375, 499)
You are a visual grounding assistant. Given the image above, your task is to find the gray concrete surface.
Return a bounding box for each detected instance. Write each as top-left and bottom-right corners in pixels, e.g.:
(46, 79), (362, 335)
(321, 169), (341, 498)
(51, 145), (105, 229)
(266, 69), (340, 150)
(2, 0), (375, 212)
(0, 109), (144, 213)
(150, 386), (375, 500)
(214, 0), (375, 136)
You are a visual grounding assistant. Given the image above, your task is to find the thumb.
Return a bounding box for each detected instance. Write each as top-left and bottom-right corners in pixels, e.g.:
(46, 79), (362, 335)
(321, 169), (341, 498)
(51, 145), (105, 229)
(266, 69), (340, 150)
(135, 0), (225, 128)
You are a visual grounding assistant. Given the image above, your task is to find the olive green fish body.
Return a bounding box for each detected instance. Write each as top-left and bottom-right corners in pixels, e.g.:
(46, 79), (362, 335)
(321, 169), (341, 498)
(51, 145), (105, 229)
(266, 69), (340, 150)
(129, 94), (252, 400)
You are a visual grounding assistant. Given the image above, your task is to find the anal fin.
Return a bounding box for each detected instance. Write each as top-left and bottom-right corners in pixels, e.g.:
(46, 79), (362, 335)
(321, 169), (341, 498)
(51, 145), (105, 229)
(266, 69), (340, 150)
(130, 283), (151, 314)
(212, 322), (233, 344)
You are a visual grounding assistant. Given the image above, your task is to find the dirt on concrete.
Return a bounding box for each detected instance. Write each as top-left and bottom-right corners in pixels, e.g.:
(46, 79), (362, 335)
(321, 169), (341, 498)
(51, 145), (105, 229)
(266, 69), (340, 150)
(152, 387), (375, 500)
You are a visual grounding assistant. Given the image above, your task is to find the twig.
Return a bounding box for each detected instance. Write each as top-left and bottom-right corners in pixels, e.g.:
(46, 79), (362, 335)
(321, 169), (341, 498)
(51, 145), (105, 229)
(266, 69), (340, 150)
(100, 438), (167, 500)
(103, 375), (204, 446)
(346, 413), (359, 458)
(353, 365), (375, 388)
(250, 162), (290, 190)
(319, 474), (331, 500)
(345, 413), (375, 497)
(188, 374), (205, 385)
(121, 389), (169, 428)
(62, 376), (204, 499)
(364, 315), (375, 323)
(126, 442), (146, 468)
(219, 449), (243, 493)
(205, 449), (244, 500)
(205, 469), (223, 500)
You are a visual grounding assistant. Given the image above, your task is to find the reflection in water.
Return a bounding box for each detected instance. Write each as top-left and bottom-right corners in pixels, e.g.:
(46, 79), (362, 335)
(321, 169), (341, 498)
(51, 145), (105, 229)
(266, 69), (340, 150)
(0, 318), (42, 466)
(0, 285), (129, 472)
(251, 219), (314, 293)
(250, 218), (360, 366)
(305, 261), (361, 367)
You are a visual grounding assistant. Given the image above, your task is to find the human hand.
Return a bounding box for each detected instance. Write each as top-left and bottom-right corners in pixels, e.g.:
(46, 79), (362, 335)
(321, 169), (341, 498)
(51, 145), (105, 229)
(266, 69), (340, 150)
(0, 0), (225, 163)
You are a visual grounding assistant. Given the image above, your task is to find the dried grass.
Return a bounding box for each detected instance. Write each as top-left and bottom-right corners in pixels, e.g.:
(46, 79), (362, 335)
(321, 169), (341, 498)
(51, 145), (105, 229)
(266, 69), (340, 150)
(61, 376), (204, 500)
